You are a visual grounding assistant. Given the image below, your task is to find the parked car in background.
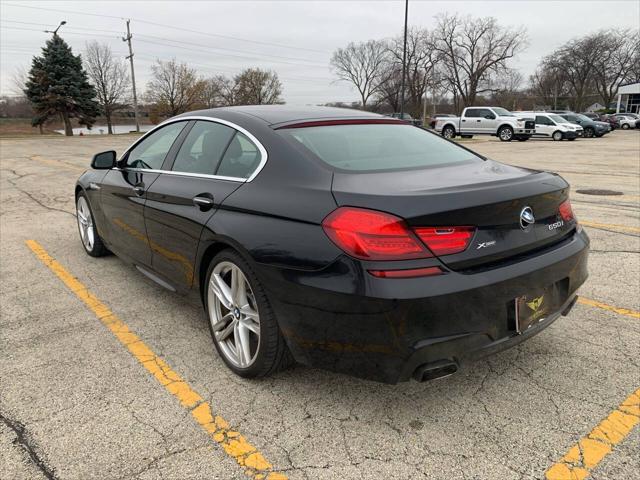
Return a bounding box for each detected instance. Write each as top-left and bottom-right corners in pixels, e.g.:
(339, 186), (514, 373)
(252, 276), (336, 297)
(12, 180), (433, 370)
(428, 114), (455, 129)
(601, 115), (620, 130)
(548, 111), (610, 138)
(614, 112), (640, 120)
(435, 106), (535, 141)
(390, 112), (423, 127)
(581, 112), (619, 130)
(615, 115), (638, 129)
(518, 112), (580, 141)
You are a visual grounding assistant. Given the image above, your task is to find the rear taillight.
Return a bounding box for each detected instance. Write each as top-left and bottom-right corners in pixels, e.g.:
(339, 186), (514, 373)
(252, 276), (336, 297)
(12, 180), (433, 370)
(559, 200), (575, 222)
(322, 207), (431, 260)
(413, 226), (476, 256)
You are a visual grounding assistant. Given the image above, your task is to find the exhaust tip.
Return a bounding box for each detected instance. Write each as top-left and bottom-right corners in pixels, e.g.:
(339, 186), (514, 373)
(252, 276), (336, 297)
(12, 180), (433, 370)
(413, 360), (458, 382)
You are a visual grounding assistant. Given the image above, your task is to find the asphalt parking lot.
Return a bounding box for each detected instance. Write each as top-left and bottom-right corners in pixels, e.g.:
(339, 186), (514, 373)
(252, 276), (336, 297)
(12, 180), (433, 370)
(1, 130), (639, 480)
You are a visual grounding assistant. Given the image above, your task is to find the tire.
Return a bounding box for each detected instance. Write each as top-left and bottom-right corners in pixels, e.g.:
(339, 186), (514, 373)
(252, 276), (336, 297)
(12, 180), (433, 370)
(204, 249), (292, 378)
(442, 125), (456, 139)
(584, 127), (595, 138)
(498, 126), (514, 142)
(552, 131), (563, 141)
(622, 124), (630, 130)
(76, 192), (109, 257)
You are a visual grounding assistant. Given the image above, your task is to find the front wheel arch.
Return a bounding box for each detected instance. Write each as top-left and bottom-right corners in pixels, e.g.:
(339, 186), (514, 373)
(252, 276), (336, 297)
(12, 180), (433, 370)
(442, 124), (456, 139)
(498, 125), (514, 141)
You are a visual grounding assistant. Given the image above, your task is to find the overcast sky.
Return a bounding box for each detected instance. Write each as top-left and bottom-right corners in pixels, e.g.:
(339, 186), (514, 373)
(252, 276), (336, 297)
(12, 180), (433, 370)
(1, 0), (638, 105)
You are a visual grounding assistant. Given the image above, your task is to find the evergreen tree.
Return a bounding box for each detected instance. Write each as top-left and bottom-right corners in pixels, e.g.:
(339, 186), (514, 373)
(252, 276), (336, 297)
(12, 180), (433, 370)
(24, 35), (99, 136)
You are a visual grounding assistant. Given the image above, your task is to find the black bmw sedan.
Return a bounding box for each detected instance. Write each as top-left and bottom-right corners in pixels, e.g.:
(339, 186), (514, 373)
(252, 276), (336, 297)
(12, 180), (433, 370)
(75, 106), (589, 384)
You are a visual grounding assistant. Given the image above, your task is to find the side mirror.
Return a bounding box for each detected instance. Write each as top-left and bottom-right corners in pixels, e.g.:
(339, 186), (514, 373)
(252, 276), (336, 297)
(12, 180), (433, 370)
(485, 114), (495, 119)
(91, 150), (116, 169)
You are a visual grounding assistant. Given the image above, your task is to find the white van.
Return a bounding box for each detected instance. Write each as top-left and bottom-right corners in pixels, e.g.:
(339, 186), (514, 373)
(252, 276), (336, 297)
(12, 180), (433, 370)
(517, 112), (582, 141)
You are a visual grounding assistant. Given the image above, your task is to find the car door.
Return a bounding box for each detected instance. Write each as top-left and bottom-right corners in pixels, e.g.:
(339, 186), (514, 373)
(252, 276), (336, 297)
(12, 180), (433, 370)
(534, 115), (552, 137)
(477, 108), (497, 133)
(143, 119), (262, 292)
(99, 121), (188, 266)
(460, 108), (480, 134)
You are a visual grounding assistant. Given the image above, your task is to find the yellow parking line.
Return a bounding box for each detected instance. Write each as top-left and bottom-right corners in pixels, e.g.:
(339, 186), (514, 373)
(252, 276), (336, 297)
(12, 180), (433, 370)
(580, 221), (640, 234)
(545, 388), (640, 480)
(578, 297), (640, 319)
(25, 240), (286, 480)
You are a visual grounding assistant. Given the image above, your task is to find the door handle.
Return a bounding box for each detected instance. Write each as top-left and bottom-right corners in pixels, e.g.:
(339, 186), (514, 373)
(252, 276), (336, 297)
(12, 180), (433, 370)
(193, 195), (215, 211)
(462, 119), (466, 122)
(476, 119), (481, 122)
(133, 185), (145, 196)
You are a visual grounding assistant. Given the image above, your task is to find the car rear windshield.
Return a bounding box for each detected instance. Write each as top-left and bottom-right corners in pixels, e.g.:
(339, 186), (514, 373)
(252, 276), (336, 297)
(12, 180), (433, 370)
(278, 123), (483, 172)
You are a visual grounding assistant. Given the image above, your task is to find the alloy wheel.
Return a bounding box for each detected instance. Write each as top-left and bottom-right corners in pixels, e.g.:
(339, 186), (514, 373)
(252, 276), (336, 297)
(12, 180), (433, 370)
(76, 196), (95, 251)
(499, 128), (513, 141)
(207, 261), (261, 368)
(553, 131), (563, 141)
(443, 127), (454, 139)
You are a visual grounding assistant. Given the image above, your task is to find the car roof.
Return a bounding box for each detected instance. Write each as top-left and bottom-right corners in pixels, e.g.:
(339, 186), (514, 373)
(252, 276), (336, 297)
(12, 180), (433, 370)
(176, 105), (383, 126)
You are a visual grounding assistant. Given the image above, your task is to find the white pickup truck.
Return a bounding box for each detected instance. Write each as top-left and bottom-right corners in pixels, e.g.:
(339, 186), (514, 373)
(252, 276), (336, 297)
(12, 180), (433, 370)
(435, 106), (536, 142)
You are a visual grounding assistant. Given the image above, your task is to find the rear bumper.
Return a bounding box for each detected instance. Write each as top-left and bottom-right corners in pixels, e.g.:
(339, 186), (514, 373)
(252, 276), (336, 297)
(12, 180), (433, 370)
(258, 230), (590, 383)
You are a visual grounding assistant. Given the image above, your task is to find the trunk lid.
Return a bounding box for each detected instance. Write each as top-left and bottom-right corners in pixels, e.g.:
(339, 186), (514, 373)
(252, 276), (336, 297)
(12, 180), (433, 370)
(331, 160), (574, 270)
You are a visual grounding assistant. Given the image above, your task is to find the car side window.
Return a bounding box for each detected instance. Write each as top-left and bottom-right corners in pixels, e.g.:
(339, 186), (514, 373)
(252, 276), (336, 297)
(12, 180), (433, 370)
(172, 121), (235, 175)
(464, 109), (479, 118)
(216, 132), (261, 179)
(536, 116), (551, 126)
(126, 122), (186, 170)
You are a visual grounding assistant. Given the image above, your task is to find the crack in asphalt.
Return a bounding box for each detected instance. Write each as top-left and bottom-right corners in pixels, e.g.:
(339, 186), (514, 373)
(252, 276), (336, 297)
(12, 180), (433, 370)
(5, 175), (75, 218)
(0, 410), (58, 480)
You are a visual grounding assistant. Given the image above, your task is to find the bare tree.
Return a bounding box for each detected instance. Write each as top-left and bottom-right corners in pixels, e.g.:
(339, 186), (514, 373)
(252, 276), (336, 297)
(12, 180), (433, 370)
(386, 28), (440, 116)
(11, 66), (29, 97)
(544, 35), (608, 111)
(199, 74), (238, 107)
(376, 66), (403, 113)
(234, 68), (283, 105)
(199, 76), (225, 108)
(330, 40), (388, 109)
(590, 30), (639, 108)
(84, 41), (130, 134)
(529, 63), (570, 110)
(146, 59), (204, 117)
(490, 69), (523, 110)
(433, 14), (527, 108)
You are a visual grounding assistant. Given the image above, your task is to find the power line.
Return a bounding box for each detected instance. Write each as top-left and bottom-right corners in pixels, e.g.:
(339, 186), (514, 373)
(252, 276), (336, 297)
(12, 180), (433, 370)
(2, 17), (328, 65)
(0, 19), (122, 34)
(134, 33), (326, 65)
(2, 2), (330, 54)
(134, 38), (328, 68)
(0, 25), (119, 39)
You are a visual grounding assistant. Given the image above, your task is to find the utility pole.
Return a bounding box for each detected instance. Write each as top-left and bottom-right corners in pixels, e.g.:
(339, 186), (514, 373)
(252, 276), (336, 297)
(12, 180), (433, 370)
(123, 20), (140, 133)
(422, 71), (428, 127)
(399, 0), (409, 116)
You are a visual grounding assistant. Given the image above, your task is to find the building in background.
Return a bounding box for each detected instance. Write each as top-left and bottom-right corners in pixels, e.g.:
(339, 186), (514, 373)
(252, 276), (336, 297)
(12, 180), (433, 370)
(616, 82), (640, 113)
